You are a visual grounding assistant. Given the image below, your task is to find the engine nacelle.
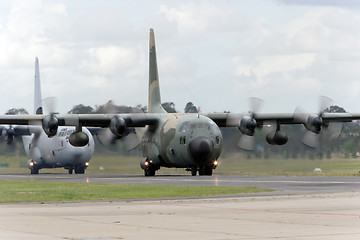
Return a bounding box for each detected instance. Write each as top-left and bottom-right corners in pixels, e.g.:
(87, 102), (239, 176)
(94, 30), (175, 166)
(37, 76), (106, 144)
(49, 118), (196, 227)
(306, 115), (323, 134)
(42, 115), (58, 137)
(239, 116), (257, 136)
(266, 130), (288, 145)
(109, 116), (127, 138)
(5, 127), (15, 144)
(69, 131), (89, 147)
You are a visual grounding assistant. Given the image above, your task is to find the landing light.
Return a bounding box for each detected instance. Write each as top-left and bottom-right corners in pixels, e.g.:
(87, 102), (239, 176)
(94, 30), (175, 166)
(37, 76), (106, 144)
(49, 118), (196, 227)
(144, 161), (149, 167)
(85, 162), (89, 167)
(29, 162), (34, 167)
(213, 160), (219, 166)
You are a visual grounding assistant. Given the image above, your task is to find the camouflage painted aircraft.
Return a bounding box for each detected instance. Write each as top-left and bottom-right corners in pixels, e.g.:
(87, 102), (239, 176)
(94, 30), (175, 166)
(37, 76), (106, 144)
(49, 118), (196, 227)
(1, 29), (360, 176)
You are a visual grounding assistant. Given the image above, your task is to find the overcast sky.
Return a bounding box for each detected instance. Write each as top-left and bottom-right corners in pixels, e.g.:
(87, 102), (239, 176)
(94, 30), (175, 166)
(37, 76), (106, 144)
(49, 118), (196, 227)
(1, 0), (360, 114)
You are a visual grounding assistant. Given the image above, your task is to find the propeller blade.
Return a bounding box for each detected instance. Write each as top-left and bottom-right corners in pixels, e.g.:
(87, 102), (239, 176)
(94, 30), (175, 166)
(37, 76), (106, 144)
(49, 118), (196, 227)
(238, 135), (255, 151)
(293, 106), (308, 124)
(123, 131), (140, 150)
(302, 131), (319, 148)
(319, 96), (333, 113)
(43, 97), (58, 115)
(327, 122), (343, 139)
(249, 97), (264, 114)
(96, 128), (115, 145)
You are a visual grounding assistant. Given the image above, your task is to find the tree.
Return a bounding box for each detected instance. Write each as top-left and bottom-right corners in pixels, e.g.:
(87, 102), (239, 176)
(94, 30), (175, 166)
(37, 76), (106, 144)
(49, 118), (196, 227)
(162, 102), (176, 113)
(5, 108), (29, 115)
(324, 105), (346, 113)
(68, 104), (94, 114)
(184, 102), (198, 113)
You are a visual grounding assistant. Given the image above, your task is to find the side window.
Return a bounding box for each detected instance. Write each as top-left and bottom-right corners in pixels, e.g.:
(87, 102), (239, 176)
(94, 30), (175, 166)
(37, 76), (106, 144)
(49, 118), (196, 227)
(180, 136), (186, 145)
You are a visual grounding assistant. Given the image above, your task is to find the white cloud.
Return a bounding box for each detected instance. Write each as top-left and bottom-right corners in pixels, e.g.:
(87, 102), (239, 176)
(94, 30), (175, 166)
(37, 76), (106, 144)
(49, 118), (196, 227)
(158, 2), (247, 37)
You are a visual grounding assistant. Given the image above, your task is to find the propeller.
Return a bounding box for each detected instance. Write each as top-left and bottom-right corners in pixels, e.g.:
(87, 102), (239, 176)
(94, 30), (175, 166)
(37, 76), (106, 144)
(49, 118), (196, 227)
(41, 97), (59, 137)
(294, 96), (343, 148)
(95, 101), (141, 150)
(237, 97), (264, 151)
(43, 97), (58, 115)
(3, 126), (15, 144)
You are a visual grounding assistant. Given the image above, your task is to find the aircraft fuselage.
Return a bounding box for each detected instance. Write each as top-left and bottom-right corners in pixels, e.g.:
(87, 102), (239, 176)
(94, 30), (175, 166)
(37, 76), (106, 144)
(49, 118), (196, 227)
(140, 113), (223, 175)
(23, 126), (94, 173)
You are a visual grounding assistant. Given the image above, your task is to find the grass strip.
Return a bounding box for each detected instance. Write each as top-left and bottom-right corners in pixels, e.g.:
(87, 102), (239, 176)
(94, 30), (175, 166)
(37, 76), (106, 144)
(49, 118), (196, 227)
(0, 180), (271, 203)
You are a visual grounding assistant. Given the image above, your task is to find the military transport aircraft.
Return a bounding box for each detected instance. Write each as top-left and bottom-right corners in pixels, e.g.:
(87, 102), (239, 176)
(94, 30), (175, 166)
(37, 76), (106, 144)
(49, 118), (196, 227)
(1, 29), (359, 176)
(4, 57), (94, 174)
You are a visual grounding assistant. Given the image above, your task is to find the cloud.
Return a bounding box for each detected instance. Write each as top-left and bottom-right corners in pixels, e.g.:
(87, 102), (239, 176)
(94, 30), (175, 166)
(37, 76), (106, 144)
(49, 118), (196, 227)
(277, 0), (360, 8)
(157, 2), (247, 37)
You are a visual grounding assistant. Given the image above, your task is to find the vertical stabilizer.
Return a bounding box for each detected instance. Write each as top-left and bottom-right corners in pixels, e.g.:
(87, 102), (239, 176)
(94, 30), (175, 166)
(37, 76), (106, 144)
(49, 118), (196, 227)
(148, 29), (166, 113)
(34, 57), (43, 114)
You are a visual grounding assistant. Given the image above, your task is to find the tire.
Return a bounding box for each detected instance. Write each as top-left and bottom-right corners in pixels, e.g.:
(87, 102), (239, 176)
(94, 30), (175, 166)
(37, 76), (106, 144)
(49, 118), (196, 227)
(75, 165), (85, 174)
(204, 166), (213, 176)
(144, 168), (155, 176)
(199, 166), (212, 176)
(191, 166), (197, 176)
(30, 167), (39, 174)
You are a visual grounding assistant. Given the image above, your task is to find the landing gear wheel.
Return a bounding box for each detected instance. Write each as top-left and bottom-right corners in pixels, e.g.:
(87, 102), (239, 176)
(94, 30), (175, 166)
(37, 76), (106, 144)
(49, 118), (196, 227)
(199, 166), (213, 176)
(191, 167), (197, 176)
(204, 166), (213, 176)
(144, 167), (156, 176)
(30, 167), (39, 174)
(68, 167), (73, 174)
(75, 165), (85, 174)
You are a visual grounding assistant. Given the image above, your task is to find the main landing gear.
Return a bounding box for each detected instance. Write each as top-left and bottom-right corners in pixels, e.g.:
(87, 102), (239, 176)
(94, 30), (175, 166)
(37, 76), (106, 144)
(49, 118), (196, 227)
(189, 166), (213, 176)
(189, 160), (219, 176)
(67, 163), (89, 174)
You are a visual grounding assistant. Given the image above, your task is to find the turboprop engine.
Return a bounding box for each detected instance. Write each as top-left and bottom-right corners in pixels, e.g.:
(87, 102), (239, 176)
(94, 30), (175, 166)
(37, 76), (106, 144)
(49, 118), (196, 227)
(42, 114), (58, 137)
(266, 130), (288, 145)
(69, 131), (89, 147)
(109, 116), (128, 138)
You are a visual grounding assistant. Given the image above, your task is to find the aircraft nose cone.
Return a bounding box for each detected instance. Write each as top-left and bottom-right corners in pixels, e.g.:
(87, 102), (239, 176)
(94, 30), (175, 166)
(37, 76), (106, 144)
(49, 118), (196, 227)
(188, 136), (214, 162)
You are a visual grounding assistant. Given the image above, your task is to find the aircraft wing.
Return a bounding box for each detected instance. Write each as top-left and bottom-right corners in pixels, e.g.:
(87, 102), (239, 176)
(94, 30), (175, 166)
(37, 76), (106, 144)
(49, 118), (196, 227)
(0, 113), (162, 128)
(0, 112), (359, 128)
(206, 112), (360, 127)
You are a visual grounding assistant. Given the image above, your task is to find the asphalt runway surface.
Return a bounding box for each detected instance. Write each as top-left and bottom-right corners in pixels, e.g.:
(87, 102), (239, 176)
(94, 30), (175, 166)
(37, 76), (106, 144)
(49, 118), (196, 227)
(1, 173), (360, 239)
(0, 173), (359, 196)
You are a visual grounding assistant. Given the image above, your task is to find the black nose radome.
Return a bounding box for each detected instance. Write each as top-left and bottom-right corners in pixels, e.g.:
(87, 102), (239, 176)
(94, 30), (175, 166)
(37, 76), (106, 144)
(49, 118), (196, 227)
(189, 137), (214, 162)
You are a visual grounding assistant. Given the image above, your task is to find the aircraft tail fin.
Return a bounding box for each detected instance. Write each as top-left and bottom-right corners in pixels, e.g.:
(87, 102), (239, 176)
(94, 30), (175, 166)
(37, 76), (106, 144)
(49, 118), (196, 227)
(34, 57), (43, 115)
(148, 28), (166, 113)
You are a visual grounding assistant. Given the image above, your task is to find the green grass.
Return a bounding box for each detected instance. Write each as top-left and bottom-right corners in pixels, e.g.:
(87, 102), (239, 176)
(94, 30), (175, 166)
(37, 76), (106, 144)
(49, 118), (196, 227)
(215, 153), (360, 176)
(0, 180), (270, 203)
(0, 154), (359, 176)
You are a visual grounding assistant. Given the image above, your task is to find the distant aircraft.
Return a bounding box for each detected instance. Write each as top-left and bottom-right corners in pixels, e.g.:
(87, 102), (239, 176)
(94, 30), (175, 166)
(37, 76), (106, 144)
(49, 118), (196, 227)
(1, 29), (359, 176)
(5, 58), (95, 174)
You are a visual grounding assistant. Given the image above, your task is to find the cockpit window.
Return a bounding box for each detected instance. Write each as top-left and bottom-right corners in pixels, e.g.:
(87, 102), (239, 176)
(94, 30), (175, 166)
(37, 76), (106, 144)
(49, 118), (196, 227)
(179, 121), (214, 132)
(179, 121), (191, 132)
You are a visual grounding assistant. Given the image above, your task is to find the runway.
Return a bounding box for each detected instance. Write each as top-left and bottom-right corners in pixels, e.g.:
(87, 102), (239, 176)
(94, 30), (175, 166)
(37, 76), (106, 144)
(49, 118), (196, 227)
(0, 174), (360, 239)
(0, 173), (359, 196)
